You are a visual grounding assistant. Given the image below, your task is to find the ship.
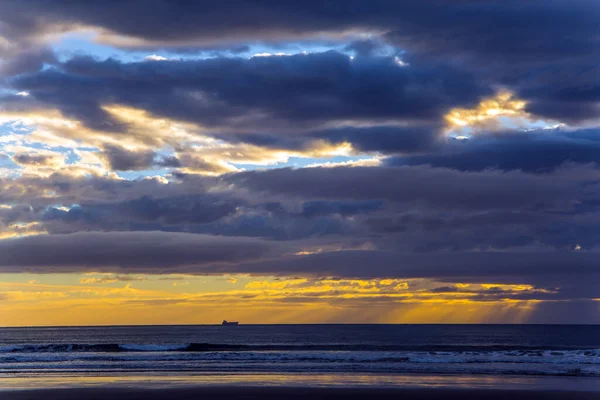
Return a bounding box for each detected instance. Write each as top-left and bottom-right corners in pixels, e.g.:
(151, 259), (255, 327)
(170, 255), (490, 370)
(221, 320), (239, 326)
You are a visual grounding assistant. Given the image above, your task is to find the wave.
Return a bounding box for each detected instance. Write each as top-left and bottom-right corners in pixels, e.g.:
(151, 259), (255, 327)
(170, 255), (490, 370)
(1, 344), (599, 378)
(2, 343), (599, 354)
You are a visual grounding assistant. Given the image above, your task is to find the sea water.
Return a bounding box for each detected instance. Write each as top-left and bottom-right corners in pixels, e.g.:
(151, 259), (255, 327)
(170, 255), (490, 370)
(0, 324), (598, 378)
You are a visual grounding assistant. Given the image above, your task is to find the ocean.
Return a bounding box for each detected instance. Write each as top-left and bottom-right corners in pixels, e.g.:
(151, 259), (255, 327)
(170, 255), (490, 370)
(0, 324), (599, 381)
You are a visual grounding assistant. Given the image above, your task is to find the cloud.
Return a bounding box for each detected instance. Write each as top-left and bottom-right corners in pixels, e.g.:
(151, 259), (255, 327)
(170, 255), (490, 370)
(0, 47), (57, 77)
(226, 165), (577, 210)
(11, 152), (64, 168)
(300, 200), (383, 218)
(3, 161), (600, 250)
(0, 1), (595, 59)
(388, 129), (600, 173)
(0, 0), (597, 129)
(309, 125), (442, 154)
(2, 232), (596, 298)
(231, 250), (600, 289)
(0, 231), (282, 273)
(0, 1), (599, 325)
(100, 145), (157, 171)
(80, 274), (146, 284)
(7, 52), (489, 136)
(0, 1), (597, 125)
(42, 194), (241, 230)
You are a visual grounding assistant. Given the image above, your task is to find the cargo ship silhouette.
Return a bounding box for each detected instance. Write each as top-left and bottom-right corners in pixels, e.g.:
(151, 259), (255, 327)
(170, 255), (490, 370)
(221, 320), (239, 326)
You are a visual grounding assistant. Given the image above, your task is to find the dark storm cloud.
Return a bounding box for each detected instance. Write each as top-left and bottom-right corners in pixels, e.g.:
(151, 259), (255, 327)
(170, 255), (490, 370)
(231, 250), (600, 287)
(214, 165), (600, 251)
(43, 194), (240, 228)
(40, 195), (375, 240)
(1, 1), (595, 61)
(0, 47), (57, 77)
(8, 52), (489, 141)
(387, 129), (600, 172)
(0, 204), (35, 225)
(192, 212), (353, 240)
(526, 300), (600, 324)
(155, 155), (181, 168)
(225, 165), (576, 210)
(0, 231), (281, 273)
(301, 200), (383, 218)
(2, 0), (598, 123)
(100, 145), (156, 171)
(0, 165), (599, 298)
(3, 164), (600, 250)
(0, 1), (403, 46)
(0, 230), (598, 300)
(383, 1), (599, 65)
(310, 125), (441, 153)
(217, 124), (443, 155)
(0, 173), (218, 208)
(381, 2), (600, 123)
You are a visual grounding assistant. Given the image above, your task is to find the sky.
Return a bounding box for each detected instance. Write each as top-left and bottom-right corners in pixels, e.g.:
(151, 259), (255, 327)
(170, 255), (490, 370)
(0, 0), (599, 326)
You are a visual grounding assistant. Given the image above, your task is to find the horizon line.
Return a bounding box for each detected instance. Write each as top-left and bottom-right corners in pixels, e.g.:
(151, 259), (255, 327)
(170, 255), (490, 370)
(1, 322), (599, 329)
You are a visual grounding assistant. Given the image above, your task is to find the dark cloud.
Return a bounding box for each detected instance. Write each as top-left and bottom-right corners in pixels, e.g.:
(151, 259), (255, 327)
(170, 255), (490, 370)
(231, 250), (600, 289)
(387, 129), (600, 172)
(0, 231), (598, 301)
(0, 1), (394, 47)
(217, 124), (443, 155)
(11, 153), (61, 167)
(0, 231), (282, 273)
(3, 163), (600, 252)
(1, 0), (598, 123)
(383, 1), (599, 64)
(155, 155), (181, 168)
(8, 52), (488, 143)
(0, 204), (35, 225)
(344, 40), (390, 58)
(40, 195), (372, 240)
(0, 47), (57, 77)
(100, 145), (156, 171)
(218, 124), (443, 155)
(0, 163), (599, 304)
(301, 200), (383, 218)
(0, 0), (600, 126)
(43, 194), (240, 228)
(191, 211), (355, 240)
(225, 165), (576, 210)
(1, 1), (595, 61)
(525, 300), (600, 325)
(310, 125), (442, 154)
(0, 173), (217, 208)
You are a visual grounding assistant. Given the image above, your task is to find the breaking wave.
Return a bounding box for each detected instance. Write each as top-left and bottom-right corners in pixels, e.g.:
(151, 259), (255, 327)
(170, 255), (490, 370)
(2, 343), (599, 354)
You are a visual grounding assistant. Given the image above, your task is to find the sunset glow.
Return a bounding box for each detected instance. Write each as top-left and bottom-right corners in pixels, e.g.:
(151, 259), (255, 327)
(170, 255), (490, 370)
(0, 0), (599, 327)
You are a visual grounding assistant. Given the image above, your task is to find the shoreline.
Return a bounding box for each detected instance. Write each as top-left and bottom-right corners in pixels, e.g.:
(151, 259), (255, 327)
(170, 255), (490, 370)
(1, 373), (599, 393)
(1, 386), (600, 400)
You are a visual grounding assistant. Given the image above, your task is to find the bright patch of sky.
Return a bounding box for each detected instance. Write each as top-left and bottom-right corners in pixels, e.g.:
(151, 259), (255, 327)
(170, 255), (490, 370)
(116, 168), (173, 180)
(53, 32), (353, 63)
(232, 155), (378, 170)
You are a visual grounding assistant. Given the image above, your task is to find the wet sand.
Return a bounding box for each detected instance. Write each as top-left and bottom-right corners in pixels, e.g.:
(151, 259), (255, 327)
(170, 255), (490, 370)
(2, 386), (600, 400)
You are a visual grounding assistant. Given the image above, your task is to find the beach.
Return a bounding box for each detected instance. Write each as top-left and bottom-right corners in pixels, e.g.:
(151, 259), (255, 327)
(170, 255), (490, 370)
(2, 325), (598, 398)
(3, 386), (600, 400)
